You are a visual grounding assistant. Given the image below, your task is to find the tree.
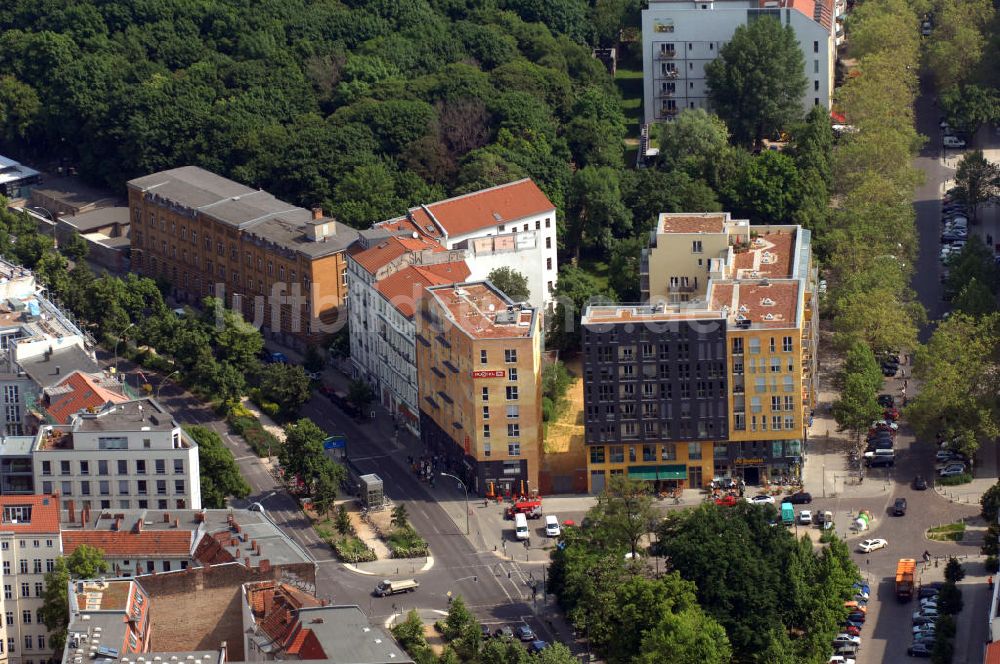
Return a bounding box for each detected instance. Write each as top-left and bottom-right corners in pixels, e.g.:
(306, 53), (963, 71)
(302, 345), (325, 373)
(936, 582), (963, 615)
(259, 363), (312, 416)
(60, 231), (89, 261)
(0, 75), (40, 142)
(311, 463), (340, 517)
(40, 546), (109, 653)
(335, 503), (353, 536)
(187, 426), (251, 508)
(391, 610), (437, 664)
(280, 418), (329, 490)
(391, 503), (410, 530)
(565, 166), (631, 260)
(442, 595), (476, 641)
(732, 150), (803, 224)
(589, 476), (656, 559)
(347, 378), (374, 413)
(941, 84), (1000, 135)
(488, 266), (531, 303)
(833, 373), (882, 444)
(944, 557), (966, 584)
(953, 278), (997, 318)
(658, 109), (731, 180)
(636, 608), (733, 664)
(607, 236), (644, 302)
(954, 150), (999, 222)
(982, 481), (1000, 523)
(548, 265), (615, 351)
(705, 17), (808, 145)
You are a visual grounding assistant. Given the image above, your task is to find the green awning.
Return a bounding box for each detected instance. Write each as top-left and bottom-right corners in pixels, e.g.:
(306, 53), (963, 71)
(627, 464), (687, 481)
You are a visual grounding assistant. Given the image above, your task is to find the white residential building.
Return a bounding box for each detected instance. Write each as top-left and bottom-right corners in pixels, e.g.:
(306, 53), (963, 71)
(348, 180), (557, 434)
(32, 399), (201, 512)
(642, 0), (839, 125)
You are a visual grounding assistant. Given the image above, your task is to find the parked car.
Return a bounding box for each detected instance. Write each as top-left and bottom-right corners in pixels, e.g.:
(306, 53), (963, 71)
(939, 464), (966, 477)
(544, 515), (561, 538)
(858, 538), (888, 553)
(935, 449), (958, 462)
(843, 618), (864, 630)
(750, 494), (776, 505)
(515, 625), (536, 642)
(877, 394), (895, 408)
(868, 456), (895, 468)
(799, 510), (813, 525)
(783, 492), (813, 504)
(913, 607), (939, 620)
(846, 612), (866, 624)
(908, 642), (933, 657)
(494, 625), (514, 639)
(828, 657), (856, 664)
(913, 475), (928, 490)
(832, 634), (862, 647)
(527, 641), (549, 654)
(841, 625), (861, 637)
(893, 498), (908, 516)
(912, 615), (936, 626)
(835, 643), (859, 657)
(943, 135), (966, 148)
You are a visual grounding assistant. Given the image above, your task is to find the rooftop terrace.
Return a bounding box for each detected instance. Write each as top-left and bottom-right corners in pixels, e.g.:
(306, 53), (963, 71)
(426, 282), (535, 339)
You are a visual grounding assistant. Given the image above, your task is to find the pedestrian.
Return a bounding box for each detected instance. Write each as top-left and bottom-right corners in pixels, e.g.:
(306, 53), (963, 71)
(904, 379), (908, 390)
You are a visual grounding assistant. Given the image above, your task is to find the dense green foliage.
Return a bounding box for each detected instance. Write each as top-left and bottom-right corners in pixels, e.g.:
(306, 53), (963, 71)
(487, 266), (531, 303)
(186, 425), (251, 508)
(0, 0), (632, 235)
(280, 417), (346, 511)
(541, 360), (576, 423)
(40, 546), (109, 652)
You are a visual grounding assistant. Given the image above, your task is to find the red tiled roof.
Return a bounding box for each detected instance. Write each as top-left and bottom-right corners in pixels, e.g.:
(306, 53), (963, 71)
(985, 641), (1000, 664)
(62, 531), (192, 557)
(423, 179), (554, 237)
(352, 236), (441, 274)
(375, 261), (470, 318)
(46, 371), (130, 424)
(0, 495), (60, 533)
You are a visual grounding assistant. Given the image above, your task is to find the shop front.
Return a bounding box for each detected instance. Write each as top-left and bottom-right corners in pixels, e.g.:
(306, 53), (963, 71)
(627, 464), (688, 492)
(718, 440), (803, 485)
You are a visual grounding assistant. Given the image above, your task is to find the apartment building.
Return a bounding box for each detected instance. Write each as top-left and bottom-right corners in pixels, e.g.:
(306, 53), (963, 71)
(32, 399), (201, 512)
(126, 167), (359, 349)
(348, 180), (556, 433)
(0, 495), (61, 664)
(416, 282), (542, 496)
(582, 213), (818, 491)
(642, 0), (840, 124)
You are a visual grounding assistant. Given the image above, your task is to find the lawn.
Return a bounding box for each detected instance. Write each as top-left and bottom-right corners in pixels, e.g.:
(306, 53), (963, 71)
(615, 64), (643, 167)
(926, 521), (966, 542)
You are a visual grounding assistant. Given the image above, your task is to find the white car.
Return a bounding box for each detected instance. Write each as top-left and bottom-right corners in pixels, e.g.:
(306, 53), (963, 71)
(750, 494), (776, 505)
(544, 515), (561, 538)
(914, 608), (939, 620)
(832, 634), (862, 646)
(943, 135), (967, 148)
(935, 449), (957, 462)
(799, 510), (813, 525)
(939, 464), (966, 477)
(829, 657), (856, 664)
(857, 538), (888, 553)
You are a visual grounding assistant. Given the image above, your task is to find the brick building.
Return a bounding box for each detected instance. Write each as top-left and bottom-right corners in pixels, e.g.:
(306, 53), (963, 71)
(126, 167), (359, 349)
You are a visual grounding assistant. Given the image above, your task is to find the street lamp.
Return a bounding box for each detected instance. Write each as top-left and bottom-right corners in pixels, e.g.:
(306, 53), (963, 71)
(113, 322), (135, 376)
(156, 370), (181, 401)
(440, 472), (469, 535)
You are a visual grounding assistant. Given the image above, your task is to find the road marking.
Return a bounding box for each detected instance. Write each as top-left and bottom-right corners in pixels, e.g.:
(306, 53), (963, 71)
(342, 563), (377, 575)
(420, 556), (434, 571)
(383, 609), (447, 630)
(233, 455), (257, 461)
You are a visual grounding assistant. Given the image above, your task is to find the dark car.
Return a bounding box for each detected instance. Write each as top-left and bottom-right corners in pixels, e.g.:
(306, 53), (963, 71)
(877, 394), (895, 408)
(909, 642), (933, 657)
(515, 625), (536, 641)
(527, 640), (549, 654)
(480, 624), (491, 639)
(494, 626), (514, 639)
(847, 611), (866, 623)
(894, 498), (908, 516)
(913, 475), (928, 490)
(867, 456), (895, 468)
(843, 618), (864, 630)
(912, 615), (936, 626)
(882, 363), (899, 376)
(782, 492), (812, 504)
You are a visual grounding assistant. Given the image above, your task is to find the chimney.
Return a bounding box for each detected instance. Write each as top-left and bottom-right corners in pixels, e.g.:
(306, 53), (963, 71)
(196, 511), (206, 523)
(311, 207), (323, 220)
(67, 500), (75, 525)
(163, 513), (170, 523)
(259, 559), (270, 573)
(244, 557), (250, 568)
(133, 518), (142, 534)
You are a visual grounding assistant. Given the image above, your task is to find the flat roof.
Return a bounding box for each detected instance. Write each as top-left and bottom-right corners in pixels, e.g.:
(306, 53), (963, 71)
(60, 207), (130, 232)
(0, 155), (40, 185)
(731, 230), (796, 279)
(659, 212), (729, 234)
(426, 282), (535, 339)
(29, 175), (120, 209)
(710, 279), (801, 329)
(71, 398), (179, 434)
(127, 167), (358, 259)
(583, 303), (725, 324)
(20, 344), (99, 389)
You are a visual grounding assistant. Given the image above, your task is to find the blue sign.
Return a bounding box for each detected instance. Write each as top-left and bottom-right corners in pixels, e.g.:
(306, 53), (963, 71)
(324, 435), (347, 450)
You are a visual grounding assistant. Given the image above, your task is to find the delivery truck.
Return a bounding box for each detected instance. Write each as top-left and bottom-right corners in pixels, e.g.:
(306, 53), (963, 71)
(896, 558), (916, 601)
(781, 502), (795, 526)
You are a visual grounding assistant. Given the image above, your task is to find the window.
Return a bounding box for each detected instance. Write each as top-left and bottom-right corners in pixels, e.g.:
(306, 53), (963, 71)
(98, 460), (108, 475)
(546, 257), (552, 270)
(19, 560), (27, 574)
(118, 460), (128, 474)
(505, 386), (519, 400)
(508, 442), (521, 456)
(506, 405), (519, 419)
(99, 481), (110, 496)
(504, 349), (518, 363)
(2, 585), (9, 600)
(609, 446), (625, 463)
(785, 416), (795, 430)
(770, 357), (781, 373)
(32, 559), (40, 574)
(20, 582), (28, 597)
(6, 637), (12, 653)
(24, 635), (31, 650)
(136, 460), (146, 475)
(80, 481), (90, 496)
(783, 376), (794, 392)
(814, 59), (819, 74)
(42, 481), (52, 494)
(119, 480), (129, 494)
(60, 461), (70, 475)
(590, 446), (605, 464)
(61, 481), (71, 496)
(137, 480), (147, 496)
(784, 396), (795, 411)
(660, 444), (676, 461)
(481, 387), (489, 402)
(175, 479), (186, 494)
(771, 396), (781, 411)
(692, 240), (703, 253)
(41, 461), (50, 476)
(782, 336), (793, 352)
(545, 218), (551, 228)
(483, 424), (490, 439)
(174, 459), (184, 474)
(155, 459), (166, 475)
(748, 338), (760, 354)
(45, 559), (53, 572)
(545, 237), (551, 249)
(751, 397), (762, 414)
(482, 405), (490, 419)
(22, 610), (30, 624)
(508, 368), (518, 382)
(480, 350), (488, 364)
(0, 562), (6, 575)
(688, 442), (702, 459)
(772, 416), (782, 430)
(814, 80), (820, 91)
(3, 612), (10, 626)
(37, 635), (44, 651)
(98, 437), (128, 450)
(813, 40), (819, 53)
(507, 424), (520, 438)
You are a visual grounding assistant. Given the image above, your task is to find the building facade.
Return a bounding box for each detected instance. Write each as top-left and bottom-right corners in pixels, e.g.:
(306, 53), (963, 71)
(32, 399), (201, 512)
(583, 213), (818, 491)
(0, 495), (61, 664)
(641, 0), (839, 124)
(416, 282), (543, 496)
(127, 167), (359, 349)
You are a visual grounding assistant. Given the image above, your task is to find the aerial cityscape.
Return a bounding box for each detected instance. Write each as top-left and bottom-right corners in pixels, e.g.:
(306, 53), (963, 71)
(0, 0), (998, 663)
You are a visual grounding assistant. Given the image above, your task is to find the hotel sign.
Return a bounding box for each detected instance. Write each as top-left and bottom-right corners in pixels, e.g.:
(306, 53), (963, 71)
(472, 370), (506, 379)
(734, 457), (765, 466)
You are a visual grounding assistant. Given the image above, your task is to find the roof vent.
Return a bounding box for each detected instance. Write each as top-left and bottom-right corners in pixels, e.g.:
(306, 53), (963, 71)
(764, 313), (775, 320)
(761, 298), (775, 306)
(738, 305), (748, 313)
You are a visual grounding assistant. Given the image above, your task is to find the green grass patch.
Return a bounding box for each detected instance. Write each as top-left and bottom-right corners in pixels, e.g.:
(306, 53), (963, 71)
(226, 404), (280, 457)
(330, 535), (377, 563)
(938, 472), (974, 486)
(927, 521), (966, 542)
(387, 525), (430, 558)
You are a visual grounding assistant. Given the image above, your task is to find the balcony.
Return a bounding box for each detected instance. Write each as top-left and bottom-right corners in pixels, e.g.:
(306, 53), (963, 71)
(657, 50), (676, 59)
(659, 70), (679, 80)
(732, 385), (745, 395)
(656, 89), (675, 98)
(669, 283), (696, 293)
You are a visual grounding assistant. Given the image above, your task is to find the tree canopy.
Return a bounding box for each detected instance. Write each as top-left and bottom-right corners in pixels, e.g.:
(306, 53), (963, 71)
(186, 425), (251, 508)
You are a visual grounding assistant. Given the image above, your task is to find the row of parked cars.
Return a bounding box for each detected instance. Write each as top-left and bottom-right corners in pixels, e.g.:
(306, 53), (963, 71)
(862, 400), (900, 468)
(828, 581), (874, 663)
(908, 583), (946, 657)
(939, 191), (968, 267)
(483, 623), (549, 654)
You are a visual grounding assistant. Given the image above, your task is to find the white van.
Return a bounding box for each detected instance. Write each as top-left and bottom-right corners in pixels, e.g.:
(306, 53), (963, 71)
(544, 515), (561, 537)
(514, 512), (530, 540)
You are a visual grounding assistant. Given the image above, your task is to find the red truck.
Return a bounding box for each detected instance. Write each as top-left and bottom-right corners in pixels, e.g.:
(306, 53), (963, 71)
(504, 499), (543, 520)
